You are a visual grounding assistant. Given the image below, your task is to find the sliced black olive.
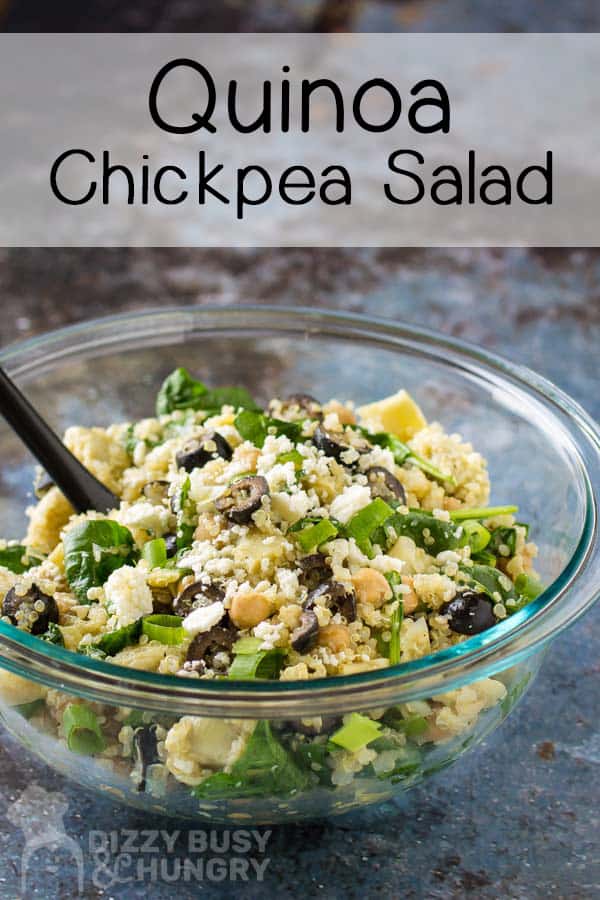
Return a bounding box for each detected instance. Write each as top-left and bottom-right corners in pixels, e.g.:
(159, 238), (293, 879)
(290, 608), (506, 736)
(133, 724), (160, 792)
(441, 589), (496, 635)
(305, 580), (357, 623)
(173, 580), (225, 618)
(297, 553), (333, 592)
(365, 466), (407, 505)
(33, 469), (54, 499)
(186, 624), (238, 673)
(142, 480), (170, 505)
(272, 393), (322, 420)
(214, 475), (269, 524)
(2, 584), (59, 635)
(151, 587), (173, 615)
(312, 424), (350, 462)
(290, 608), (320, 653)
(175, 432), (233, 473)
(164, 533), (178, 558)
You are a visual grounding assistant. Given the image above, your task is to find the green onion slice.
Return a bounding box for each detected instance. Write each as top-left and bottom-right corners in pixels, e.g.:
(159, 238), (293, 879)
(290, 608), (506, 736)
(385, 572), (404, 665)
(293, 518), (338, 553)
(330, 713), (382, 752)
(450, 505), (518, 522)
(228, 640), (286, 680)
(63, 703), (106, 755)
(142, 538), (167, 569)
(344, 498), (395, 557)
(141, 614), (185, 645)
(459, 520), (491, 554)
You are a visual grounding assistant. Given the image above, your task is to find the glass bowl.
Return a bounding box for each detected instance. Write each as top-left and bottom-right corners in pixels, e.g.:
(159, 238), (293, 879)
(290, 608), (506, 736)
(0, 306), (597, 824)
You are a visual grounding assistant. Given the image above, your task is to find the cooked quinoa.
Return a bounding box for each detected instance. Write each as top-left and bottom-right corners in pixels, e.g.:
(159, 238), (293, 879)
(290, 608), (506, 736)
(0, 369), (543, 800)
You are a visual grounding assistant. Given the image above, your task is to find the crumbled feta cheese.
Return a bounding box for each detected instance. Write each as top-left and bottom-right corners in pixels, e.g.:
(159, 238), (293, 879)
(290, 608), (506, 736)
(329, 484), (371, 524)
(118, 501), (172, 534)
(104, 566), (154, 627)
(182, 601), (225, 637)
(271, 490), (313, 523)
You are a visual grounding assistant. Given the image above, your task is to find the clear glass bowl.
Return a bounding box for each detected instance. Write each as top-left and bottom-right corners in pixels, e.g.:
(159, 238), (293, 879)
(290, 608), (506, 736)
(0, 307), (597, 823)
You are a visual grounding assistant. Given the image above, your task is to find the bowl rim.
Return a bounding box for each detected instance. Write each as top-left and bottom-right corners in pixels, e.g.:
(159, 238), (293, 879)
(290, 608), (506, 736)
(0, 304), (598, 717)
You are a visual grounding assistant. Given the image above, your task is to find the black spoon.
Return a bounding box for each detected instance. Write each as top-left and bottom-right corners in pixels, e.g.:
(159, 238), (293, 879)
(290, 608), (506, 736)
(0, 367), (119, 514)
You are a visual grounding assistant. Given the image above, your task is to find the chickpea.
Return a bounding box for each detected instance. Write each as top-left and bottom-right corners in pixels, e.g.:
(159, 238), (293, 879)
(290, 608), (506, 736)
(229, 592), (272, 629)
(325, 400), (356, 426)
(442, 496), (462, 511)
(352, 567), (392, 608)
(233, 445), (260, 471)
(318, 623), (352, 653)
(193, 512), (222, 542)
(401, 576), (418, 614)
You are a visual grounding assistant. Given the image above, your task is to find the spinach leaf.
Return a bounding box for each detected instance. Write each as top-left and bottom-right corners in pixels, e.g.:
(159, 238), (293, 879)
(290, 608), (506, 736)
(64, 520), (136, 603)
(292, 741), (333, 787)
(463, 563), (517, 602)
(156, 367), (259, 416)
(0, 544), (42, 574)
(172, 476), (196, 551)
(234, 410), (302, 448)
(201, 386), (260, 412)
(83, 619), (142, 657)
(388, 511), (460, 556)
(193, 722), (310, 800)
(40, 622), (64, 646)
(488, 526), (518, 558)
(156, 367), (208, 416)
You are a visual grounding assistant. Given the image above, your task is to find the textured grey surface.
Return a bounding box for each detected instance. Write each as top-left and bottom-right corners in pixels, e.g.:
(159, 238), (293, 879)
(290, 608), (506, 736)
(0, 247), (597, 899)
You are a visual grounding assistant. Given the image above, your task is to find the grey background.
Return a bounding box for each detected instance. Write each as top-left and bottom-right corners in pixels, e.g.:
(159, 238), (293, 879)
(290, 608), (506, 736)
(0, 246), (597, 899)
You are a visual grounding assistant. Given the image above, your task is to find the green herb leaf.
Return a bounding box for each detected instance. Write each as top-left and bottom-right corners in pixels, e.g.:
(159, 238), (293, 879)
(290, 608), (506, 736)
(84, 618), (142, 657)
(13, 698), (45, 719)
(193, 722), (309, 799)
(40, 622), (64, 646)
(388, 511), (460, 556)
(464, 563), (517, 602)
(0, 544), (42, 574)
(64, 520), (136, 603)
(234, 410), (302, 449)
(200, 386), (260, 412)
(361, 428), (455, 485)
(156, 367), (207, 416)
(488, 526), (518, 559)
(229, 637), (286, 679)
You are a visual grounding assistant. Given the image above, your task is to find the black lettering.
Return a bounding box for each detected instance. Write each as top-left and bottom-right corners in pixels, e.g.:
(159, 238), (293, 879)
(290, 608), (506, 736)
(279, 166), (316, 204)
(197, 151), (229, 206)
(408, 79), (450, 134)
(155, 166), (188, 204)
(431, 165), (462, 204)
(148, 58), (216, 135)
(385, 150), (425, 204)
(301, 79), (344, 133)
(236, 165), (272, 220)
(353, 79), (402, 133)
(49, 149), (96, 205)
(320, 165), (351, 204)
(480, 165), (511, 204)
(228, 81), (271, 133)
(102, 151), (134, 205)
(516, 152), (553, 204)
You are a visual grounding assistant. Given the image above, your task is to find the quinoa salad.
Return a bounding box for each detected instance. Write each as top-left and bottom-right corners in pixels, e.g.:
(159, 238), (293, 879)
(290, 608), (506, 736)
(0, 368), (543, 799)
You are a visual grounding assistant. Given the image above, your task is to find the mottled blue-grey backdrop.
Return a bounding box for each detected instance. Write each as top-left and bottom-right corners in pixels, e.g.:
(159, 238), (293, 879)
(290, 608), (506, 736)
(0, 246), (597, 899)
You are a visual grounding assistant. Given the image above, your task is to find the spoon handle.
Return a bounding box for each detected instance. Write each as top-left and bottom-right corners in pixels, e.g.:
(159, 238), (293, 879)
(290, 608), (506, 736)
(0, 367), (119, 514)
